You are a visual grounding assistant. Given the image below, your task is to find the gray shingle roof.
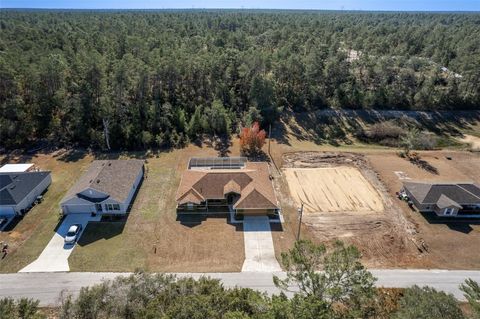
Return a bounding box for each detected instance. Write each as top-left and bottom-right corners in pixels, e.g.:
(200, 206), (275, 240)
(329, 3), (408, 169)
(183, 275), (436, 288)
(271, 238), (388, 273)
(404, 182), (480, 206)
(61, 160), (144, 203)
(0, 172), (51, 205)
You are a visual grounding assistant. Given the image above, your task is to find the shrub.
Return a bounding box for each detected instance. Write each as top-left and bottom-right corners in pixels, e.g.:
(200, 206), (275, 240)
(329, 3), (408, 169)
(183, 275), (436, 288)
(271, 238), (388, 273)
(356, 121), (405, 146)
(393, 286), (465, 319)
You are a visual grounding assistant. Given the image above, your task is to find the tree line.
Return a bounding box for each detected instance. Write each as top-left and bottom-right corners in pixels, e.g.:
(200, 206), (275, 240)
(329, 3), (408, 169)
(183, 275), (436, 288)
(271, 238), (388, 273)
(1, 10), (479, 149)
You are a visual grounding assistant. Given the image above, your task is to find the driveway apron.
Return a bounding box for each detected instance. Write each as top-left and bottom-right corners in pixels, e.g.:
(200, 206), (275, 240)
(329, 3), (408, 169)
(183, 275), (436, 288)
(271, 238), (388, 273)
(19, 214), (101, 273)
(242, 216), (281, 272)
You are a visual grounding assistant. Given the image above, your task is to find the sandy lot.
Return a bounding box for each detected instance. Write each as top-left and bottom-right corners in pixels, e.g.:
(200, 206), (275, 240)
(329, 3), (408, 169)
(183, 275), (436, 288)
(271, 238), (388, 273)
(275, 152), (420, 268)
(284, 167), (384, 214)
(459, 134), (480, 151)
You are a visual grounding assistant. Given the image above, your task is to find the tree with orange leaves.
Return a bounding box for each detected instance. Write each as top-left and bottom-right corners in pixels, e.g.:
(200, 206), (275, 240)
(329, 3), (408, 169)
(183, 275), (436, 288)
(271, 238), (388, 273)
(240, 122), (266, 155)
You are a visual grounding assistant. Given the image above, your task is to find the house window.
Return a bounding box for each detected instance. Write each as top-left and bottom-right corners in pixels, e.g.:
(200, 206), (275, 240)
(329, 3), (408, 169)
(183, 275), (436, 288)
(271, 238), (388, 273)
(113, 204), (120, 210)
(187, 203), (194, 210)
(95, 204), (102, 212)
(444, 208), (454, 215)
(106, 204), (113, 211)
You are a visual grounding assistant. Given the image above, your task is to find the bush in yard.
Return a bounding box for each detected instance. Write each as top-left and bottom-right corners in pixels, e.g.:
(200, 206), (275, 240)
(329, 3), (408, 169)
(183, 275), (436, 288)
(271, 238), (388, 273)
(401, 128), (438, 154)
(274, 240), (377, 318)
(393, 286), (465, 319)
(359, 121), (405, 146)
(0, 297), (44, 319)
(460, 278), (480, 318)
(239, 122), (267, 156)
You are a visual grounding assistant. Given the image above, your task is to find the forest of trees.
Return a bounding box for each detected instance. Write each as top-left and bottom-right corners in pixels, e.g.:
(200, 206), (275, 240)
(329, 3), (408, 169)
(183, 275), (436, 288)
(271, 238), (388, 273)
(1, 10), (479, 149)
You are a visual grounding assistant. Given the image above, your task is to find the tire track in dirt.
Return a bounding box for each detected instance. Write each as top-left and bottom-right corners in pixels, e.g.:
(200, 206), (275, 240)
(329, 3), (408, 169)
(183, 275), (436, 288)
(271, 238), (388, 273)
(282, 152), (423, 267)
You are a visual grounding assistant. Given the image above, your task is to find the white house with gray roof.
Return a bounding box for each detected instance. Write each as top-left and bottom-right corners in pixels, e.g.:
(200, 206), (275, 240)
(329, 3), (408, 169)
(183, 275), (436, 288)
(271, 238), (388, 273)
(403, 181), (480, 217)
(0, 171), (51, 216)
(60, 160), (144, 215)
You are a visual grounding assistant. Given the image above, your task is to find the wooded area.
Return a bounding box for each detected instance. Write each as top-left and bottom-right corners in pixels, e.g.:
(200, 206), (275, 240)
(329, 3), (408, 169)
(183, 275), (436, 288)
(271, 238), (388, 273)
(1, 10), (479, 149)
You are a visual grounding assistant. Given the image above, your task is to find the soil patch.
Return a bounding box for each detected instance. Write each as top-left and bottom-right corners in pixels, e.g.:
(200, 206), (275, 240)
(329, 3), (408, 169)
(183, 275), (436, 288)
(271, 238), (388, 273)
(284, 167), (384, 214)
(279, 152), (421, 268)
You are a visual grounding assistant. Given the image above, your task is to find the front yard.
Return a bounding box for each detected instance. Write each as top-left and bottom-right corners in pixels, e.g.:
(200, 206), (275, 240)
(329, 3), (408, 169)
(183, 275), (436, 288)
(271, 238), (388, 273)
(0, 151), (94, 272)
(1, 144), (245, 273)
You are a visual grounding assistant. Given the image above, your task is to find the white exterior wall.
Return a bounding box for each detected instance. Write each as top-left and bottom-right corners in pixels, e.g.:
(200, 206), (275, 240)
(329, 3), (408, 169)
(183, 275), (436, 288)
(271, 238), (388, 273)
(121, 166), (144, 213)
(14, 174), (52, 215)
(62, 203), (97, 214)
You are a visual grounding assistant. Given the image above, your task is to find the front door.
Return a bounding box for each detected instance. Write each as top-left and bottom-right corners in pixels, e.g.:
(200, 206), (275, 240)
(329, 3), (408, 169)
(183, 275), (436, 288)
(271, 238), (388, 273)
(227, 194), (236, 205)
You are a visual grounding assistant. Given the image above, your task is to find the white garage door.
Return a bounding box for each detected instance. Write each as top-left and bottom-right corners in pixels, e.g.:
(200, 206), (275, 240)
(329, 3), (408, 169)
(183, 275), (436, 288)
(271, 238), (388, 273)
(0, 206), (15, 216)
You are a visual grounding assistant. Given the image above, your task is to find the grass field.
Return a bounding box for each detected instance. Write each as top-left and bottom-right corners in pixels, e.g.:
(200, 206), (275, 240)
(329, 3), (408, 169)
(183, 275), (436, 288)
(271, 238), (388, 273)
(1, 143), (245, 273)
(68, 144), (245, 272)
(0, 152), (94, 272)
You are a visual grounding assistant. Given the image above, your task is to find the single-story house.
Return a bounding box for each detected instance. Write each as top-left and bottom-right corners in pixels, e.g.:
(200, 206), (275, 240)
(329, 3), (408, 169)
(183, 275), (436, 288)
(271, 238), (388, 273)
(176, 158), (279, 218)
(402, 181), (480, 217)
(60, 160), (144, 215)
(0, 171), (52, 216)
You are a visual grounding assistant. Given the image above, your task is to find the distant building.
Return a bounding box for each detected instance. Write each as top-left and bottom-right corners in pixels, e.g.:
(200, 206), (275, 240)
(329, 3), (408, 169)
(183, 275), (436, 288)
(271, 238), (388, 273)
(176, 157), (279, 218)
(403, 181), (480, 217)
(0, 171), (52, 216)
(0, 163), (35, 173)
(60, 160), (144, 215)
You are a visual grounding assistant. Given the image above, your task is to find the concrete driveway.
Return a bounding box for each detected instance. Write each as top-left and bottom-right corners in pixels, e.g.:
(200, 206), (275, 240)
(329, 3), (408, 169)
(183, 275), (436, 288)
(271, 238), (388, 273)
(242, 216), (281, 272)
(20, 214), (101, 273)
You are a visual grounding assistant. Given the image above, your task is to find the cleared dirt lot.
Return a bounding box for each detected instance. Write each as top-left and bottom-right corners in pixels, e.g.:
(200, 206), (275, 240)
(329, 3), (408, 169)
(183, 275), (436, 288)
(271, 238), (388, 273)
(276, 152), (424, 268)
(284, 167), (384, 214)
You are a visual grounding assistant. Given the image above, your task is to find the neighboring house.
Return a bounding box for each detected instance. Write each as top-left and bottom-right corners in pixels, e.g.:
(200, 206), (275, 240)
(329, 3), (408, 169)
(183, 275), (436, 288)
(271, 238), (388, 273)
(176, 157), (279, 218)
(403, 181), (480, 217)
(60, 160), (144, 215)
(0, 171), (52, 216)
(0, 163), (35, 173)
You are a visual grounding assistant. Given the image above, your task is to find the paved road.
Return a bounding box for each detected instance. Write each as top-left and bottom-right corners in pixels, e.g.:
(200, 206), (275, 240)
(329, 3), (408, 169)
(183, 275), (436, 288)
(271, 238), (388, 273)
(20, 214), (101, 272)
(1, 269), (479, 306)
(242, 216), (282, 272)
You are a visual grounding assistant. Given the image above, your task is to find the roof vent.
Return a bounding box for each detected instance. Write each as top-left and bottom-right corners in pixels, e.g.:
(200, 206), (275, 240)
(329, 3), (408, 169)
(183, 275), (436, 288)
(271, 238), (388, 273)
(96, 179), (100, 183)
(108, 162), (112, 166)
(10, 185), (16, 190)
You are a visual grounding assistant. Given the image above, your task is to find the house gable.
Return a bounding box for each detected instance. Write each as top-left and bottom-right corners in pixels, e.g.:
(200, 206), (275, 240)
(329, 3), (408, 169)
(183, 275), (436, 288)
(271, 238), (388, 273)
(77, 187), (110, 202)
(234, 187), (278, 209)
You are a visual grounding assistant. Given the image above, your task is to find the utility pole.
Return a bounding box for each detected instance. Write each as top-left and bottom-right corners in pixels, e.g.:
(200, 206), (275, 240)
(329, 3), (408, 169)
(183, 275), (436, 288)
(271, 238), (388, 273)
(268, 123), (272, 155)
(296, 202), (304, 241)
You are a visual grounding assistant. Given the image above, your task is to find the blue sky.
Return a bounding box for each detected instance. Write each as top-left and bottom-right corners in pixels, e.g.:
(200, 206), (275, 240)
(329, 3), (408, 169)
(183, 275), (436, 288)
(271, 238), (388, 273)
(1, 0), (479, 11)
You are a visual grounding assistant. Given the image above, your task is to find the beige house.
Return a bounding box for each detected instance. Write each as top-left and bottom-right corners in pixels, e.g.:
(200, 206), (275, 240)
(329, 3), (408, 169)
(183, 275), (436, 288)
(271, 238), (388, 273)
(176, 158), (279, 218)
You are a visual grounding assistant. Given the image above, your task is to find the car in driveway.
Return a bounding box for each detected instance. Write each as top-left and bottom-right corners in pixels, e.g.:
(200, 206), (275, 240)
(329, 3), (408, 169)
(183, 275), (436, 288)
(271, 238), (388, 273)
(64, 224), (82, 244)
